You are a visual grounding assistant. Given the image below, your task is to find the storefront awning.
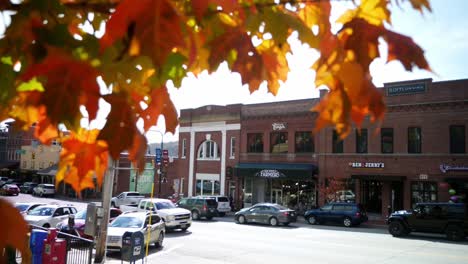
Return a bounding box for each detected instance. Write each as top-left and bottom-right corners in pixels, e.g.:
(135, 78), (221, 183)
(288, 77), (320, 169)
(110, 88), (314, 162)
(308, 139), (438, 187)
(351, 175), (406, 182)
(37, 164), (58, 176)
(235, 163), (318, 180)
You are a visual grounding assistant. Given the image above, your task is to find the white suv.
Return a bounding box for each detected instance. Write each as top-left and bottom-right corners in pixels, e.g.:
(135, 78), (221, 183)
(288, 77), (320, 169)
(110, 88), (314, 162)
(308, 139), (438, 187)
(33, 184), (56, 197)
(205, 196), (231, 216)
(24, 204), (77, 228)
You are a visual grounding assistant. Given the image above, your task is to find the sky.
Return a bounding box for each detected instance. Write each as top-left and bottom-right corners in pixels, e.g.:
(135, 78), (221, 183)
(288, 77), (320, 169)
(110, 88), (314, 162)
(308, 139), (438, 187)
(152, 0), (468, 143)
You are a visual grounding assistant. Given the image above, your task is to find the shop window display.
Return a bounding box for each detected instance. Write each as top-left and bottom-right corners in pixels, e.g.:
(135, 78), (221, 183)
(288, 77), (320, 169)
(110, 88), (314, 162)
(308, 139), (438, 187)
(411, 182), (437, 207)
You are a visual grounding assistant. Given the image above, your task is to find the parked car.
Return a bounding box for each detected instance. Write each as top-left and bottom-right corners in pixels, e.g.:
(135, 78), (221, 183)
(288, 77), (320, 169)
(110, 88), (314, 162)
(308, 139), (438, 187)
(24, 204), (78, 228)
(57, 208), (122, 239)
(20, 182), (38, 194)
(15, 202), (47, 215)
(176, 197), (218, 220)
(235, 203), (297, 226)
(0, 177), (9, 182)
(32, 183), (56, 197)
(106, 211), (165, 253)
(120, 198), (192, 231)
(198, 195), (231, 216)
(304, 202), (368, 227)
(1, 184), (20, 196)
(110, 191), (145, 208)
(387, 202), (468, 241)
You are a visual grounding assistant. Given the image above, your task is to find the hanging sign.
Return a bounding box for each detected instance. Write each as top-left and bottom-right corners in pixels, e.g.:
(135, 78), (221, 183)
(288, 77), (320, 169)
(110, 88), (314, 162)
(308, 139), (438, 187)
(272, 123), (287, 131)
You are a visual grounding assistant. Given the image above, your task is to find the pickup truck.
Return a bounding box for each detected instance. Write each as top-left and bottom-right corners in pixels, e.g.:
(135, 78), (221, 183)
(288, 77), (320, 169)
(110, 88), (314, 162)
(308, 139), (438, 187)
(110, 192), (145, 208)
(120, 198), (192, 231)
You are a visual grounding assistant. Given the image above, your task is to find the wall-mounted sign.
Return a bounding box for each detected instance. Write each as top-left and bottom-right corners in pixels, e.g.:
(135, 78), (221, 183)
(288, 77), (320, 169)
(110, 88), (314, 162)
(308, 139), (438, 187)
(272, 123), (287, 131)
(440, 164), (468, 173)
(419, 174), (428, 180)
(386, 83), (426, 96)
(255, 169), (285, 178)
(349, 162), (385, 168)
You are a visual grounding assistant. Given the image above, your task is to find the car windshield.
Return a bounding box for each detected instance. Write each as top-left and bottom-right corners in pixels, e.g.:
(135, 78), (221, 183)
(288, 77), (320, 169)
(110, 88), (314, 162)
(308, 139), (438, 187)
(217, 197), (229, 202)
(155, 201), (176, 210)
(110, 216), (143, 228)
(75, 210), (86, 219)
(15, 204), (30, 212)
(28, 207), (55, 216)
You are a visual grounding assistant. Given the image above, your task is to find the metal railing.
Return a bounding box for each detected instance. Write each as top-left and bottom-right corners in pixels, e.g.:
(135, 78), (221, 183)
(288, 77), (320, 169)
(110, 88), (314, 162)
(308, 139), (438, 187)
(25, 225), (94, 264)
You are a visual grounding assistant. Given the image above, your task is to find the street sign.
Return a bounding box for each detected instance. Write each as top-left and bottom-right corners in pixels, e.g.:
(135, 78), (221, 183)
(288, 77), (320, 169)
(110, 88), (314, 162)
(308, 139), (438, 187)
(155, 148), (162, 164)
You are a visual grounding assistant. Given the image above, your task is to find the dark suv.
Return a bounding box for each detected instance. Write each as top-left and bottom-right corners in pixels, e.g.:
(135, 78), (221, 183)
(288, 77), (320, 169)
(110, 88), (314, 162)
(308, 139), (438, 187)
(387, 202), (468, 241)
(176, 197), (218, 220)
(304, 202), (368, 227)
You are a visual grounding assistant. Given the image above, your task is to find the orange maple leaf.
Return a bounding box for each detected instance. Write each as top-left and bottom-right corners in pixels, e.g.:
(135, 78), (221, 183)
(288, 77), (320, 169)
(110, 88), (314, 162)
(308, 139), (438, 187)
(56, 129), (109, 193)
(0, 199), (31, 264)
(140, 86), (179, 133)
(100, 0), (190, 68)
(20, 51), (100, 127)
(98, 94), (138, 159)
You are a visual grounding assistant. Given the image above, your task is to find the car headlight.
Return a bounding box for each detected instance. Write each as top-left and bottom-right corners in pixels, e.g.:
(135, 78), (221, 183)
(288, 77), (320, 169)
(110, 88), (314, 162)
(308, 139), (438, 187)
(166, 215), (175, 222)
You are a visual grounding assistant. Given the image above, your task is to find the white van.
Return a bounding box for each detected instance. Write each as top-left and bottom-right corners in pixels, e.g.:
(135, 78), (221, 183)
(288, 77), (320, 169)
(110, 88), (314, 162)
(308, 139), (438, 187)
(205, 196), (231, 216)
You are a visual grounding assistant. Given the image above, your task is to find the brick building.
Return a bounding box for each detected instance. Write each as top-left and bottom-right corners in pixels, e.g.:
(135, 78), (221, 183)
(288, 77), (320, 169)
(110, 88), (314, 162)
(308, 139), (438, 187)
(176, 78), (468, 218)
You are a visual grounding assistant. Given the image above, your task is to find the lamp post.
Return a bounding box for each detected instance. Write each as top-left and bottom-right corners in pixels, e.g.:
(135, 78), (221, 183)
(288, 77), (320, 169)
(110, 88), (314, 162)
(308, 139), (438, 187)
(146, 129), (164, 196)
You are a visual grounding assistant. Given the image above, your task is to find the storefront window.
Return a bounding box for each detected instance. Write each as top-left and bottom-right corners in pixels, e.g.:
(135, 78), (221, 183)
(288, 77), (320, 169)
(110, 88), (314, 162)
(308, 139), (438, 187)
(411, 182), (437, 207)
(295, 132), (314, 153)
(270, 132), (288, 153)
(381, 128), (393, 153)
(247, 133), (263, 153)
(196, 179), (220, 195)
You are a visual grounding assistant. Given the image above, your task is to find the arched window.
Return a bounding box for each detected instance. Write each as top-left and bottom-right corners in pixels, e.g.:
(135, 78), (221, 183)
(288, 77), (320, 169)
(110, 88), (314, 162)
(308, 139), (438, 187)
(197, 140), (220, 160)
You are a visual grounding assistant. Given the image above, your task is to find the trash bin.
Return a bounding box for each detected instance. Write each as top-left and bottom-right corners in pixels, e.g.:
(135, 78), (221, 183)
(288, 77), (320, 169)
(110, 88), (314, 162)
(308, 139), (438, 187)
(30, 229), (48, 264)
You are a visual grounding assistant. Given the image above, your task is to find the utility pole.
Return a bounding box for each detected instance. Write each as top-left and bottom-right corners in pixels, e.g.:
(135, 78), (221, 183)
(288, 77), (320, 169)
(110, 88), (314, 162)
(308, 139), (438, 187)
(94, 157), (115, 263)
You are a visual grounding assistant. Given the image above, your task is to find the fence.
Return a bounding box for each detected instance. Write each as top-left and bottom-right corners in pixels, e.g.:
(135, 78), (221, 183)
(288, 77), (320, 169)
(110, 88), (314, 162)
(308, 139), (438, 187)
(17, 225), (95, 264)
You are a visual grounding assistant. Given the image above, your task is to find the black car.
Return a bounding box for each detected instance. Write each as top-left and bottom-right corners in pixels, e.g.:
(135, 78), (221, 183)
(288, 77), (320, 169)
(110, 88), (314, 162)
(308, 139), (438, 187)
(176, 197), (218, 220)
(304, 202), (368, 227)
(20, 182), (38, 194)
(387, 202), (468, 241)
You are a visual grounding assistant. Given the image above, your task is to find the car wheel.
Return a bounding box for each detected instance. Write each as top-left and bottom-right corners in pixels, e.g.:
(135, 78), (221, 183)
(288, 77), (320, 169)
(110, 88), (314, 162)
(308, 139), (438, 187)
(237, 215), (246, 224)
(446, 225), (464, 241)
(191, 210), (200, 220)
(43, 223), (50, 228)
(343, 217), (352, 227)
(269, 217), (278, 226)
(155, 231), (164, 248)
(307, 215), (317, 225)
(219, 212), (226, 217)
(206, 215), (213, 220)
(388, 221), (406, 237)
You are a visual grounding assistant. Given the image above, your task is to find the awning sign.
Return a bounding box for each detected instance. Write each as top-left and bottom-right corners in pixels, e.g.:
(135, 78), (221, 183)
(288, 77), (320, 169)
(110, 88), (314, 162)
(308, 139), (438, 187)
(349, 162), (385, 168)
(255, 169), (285, 178)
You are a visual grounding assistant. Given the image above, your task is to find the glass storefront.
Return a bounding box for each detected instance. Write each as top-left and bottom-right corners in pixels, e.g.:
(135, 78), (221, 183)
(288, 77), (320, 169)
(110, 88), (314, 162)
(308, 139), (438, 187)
(411, 181), (437, 207)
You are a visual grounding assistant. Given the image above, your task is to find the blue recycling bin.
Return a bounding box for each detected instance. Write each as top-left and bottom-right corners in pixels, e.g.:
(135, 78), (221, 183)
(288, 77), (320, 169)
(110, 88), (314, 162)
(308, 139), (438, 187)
(30, 229), (48, 264)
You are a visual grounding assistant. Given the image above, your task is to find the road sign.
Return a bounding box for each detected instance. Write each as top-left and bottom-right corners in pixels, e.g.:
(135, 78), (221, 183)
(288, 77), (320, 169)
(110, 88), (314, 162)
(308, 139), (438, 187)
(155, 148), (162, 164)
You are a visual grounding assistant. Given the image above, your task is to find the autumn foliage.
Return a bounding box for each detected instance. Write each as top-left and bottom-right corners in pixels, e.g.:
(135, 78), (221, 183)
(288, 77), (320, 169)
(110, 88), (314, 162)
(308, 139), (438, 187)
(0, 0), (431, 258)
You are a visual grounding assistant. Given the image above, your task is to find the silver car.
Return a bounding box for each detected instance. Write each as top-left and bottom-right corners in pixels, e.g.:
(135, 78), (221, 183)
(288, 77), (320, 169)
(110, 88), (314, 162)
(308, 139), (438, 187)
(235, 203), (297, 226)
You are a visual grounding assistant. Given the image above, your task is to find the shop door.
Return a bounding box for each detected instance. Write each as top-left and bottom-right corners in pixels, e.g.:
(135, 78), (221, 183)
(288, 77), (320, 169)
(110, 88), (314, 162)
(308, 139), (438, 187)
(362, 180), (382, 213)
(391, 182), (404, 212)
(272, 189), (282, 205)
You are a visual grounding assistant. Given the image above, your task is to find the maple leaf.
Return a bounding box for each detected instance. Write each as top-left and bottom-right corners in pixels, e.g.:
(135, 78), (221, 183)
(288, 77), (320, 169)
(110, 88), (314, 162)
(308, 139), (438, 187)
(384, 30), (431, 71)
(140, 86), (179, 133)
(56, 129), (109, 193)
(191, 0), (239, 22)
(337, 0), (391, 26)
(98, 94), (138, 159)
(298, 1), (332, 37)
(406, 0), (432, 14)
(100, 0), (191, 69)
(313, 83), (351, 136)
(339, 18), (383, 70)
(256, 40), (289, 95)
(20, 50), (100, 129)
(0, 199), (31, 264)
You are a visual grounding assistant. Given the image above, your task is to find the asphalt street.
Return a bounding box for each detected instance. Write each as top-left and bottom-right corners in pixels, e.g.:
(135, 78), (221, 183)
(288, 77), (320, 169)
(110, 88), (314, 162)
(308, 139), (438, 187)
(5, 194), (468, 264)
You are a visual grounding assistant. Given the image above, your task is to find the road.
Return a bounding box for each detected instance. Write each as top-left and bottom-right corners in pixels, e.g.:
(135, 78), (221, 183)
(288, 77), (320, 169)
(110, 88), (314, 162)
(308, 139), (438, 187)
(5, 194), (468, 264)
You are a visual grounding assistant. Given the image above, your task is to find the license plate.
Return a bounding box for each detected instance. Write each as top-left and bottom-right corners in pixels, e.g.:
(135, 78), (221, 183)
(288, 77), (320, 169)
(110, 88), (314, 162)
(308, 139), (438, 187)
(181, 224), (187, 228)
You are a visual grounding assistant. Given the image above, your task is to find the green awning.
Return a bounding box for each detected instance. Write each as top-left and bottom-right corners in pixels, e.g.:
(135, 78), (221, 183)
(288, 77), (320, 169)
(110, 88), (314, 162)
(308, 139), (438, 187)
(235, 162), (317, 180)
